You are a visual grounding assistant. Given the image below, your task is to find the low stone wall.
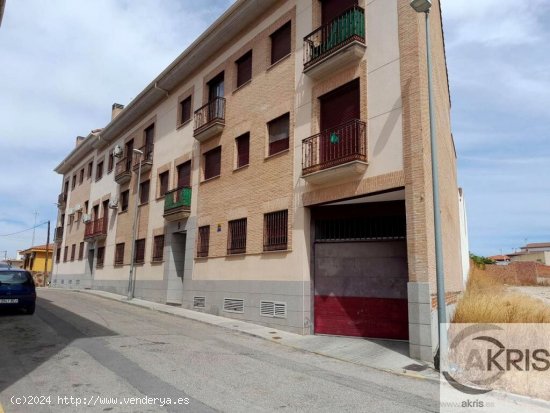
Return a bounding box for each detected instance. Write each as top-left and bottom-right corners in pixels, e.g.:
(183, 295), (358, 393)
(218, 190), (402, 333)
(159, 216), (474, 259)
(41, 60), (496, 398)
(484, 262), (550, 285)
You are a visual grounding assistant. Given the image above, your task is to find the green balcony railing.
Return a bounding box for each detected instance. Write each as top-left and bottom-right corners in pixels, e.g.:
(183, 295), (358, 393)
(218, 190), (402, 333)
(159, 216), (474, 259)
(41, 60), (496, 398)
(303, 5), (365, 69)
(164, 186), (192, 212)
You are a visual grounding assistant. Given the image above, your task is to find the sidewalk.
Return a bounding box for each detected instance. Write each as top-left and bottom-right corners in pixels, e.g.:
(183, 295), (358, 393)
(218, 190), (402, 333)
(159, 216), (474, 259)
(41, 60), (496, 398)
(50, 287), (439, 382)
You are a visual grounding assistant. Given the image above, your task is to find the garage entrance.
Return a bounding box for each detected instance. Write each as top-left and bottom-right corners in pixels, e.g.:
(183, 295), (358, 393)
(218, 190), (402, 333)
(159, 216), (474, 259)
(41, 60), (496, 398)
(313, 200), (409, 340)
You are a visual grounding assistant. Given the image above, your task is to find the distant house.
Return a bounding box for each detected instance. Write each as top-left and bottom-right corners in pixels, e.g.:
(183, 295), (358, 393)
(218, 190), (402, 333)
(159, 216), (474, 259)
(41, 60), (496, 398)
(489, 255), (511, 266)
(20, 244), (54, 273)
(508, 242), (550, 265)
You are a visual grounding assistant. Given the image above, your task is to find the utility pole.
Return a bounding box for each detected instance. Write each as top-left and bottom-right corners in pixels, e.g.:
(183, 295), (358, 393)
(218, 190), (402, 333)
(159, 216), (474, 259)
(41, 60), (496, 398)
(31, 210), (39, 247)
(44, 220), (50, 287)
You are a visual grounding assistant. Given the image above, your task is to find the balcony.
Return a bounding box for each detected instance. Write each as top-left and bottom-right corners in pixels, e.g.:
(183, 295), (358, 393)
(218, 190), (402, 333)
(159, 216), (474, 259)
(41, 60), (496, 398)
(57, 192), (67, 208)
(54, 226), (63, 243)
(163, 186), (192, 221)
(302, 119), (367, 184)
(84, 217), (107, 241)
(303, 5), (366, 79)
(115, 157), (132, 184)
(193, 97), (225, 142)
(132, 144), (154, 173)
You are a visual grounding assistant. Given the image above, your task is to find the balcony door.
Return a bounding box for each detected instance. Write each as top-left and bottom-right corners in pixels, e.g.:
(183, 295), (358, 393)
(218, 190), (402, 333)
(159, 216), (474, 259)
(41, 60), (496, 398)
(319, 78), (360, 164)
(322, 0), (358, 24)
(177, 161), (191, 189)
(125, 139), (134, 170)
(207, 72), (224, 121)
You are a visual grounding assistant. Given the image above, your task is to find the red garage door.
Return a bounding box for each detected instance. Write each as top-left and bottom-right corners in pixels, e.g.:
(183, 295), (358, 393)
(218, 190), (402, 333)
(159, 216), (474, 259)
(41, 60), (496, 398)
(313, 202), (409, 340)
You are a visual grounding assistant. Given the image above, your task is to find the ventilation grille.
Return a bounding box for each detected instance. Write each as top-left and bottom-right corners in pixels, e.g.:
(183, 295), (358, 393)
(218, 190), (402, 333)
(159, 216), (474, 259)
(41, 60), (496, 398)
(223, 298), (244, 313)
(193, 296), (206, 308)
(260, 301), (287, 318)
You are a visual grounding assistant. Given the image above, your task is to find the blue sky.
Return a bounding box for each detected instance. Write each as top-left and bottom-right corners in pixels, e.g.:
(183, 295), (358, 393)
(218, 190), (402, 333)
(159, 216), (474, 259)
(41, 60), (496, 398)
(0, 0), (548, 259)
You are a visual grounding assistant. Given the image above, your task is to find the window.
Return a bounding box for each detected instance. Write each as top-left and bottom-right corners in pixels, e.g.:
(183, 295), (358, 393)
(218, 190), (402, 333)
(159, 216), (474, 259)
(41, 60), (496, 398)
(204, 146), (221, 180)
(268, 113), (290, 156)
(228, 218), (247, 255)
(96, 161), (103, 181)
(139, 180), (150, 204)
(134, 239), (145, 264)
(271, 21), (291, 65)
(68, 214), (74, 226)
(63, 246), (68, 262)
(115, 243), (125, 266)
(56, 247), (61, 263)
(71, 175), (76, 189)
(70, 244), (76, 261)
(236, 50), (252, 88)
(159, 171), (169, 197)
(152, 235), (165, 262)
(121, 190), (129, 212)
(197, 226), (210, 257)
(96, 246), (105, 267)
(236, 133), (250, 168)
(144, 124), (154, 160)
(264, 210), (288, 251)
(180, 96), (192, 125)
(84, 201), (89, 214)
(87, 161), (93, 178)
(177, 161), (191, 188)
(79, 168), (84, 184)
(78, 242), (84, 260)
(108, 152), (114, 173)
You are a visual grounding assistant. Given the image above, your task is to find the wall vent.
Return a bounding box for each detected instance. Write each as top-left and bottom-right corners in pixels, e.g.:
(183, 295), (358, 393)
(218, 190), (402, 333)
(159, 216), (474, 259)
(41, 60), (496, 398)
(223, 298), (244, 313)
(193, 296), (206, 308)
(260, 301), (287, 318)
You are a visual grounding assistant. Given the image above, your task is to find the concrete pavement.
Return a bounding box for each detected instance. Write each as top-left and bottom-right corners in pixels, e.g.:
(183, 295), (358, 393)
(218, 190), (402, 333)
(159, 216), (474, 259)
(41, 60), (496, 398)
(69, 287), (439, 382)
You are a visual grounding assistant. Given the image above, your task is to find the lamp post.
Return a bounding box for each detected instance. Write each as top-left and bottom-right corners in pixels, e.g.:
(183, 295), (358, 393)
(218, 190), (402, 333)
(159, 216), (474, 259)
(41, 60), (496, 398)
(127, 148), (143, 300)
(410, 0), (446, 368)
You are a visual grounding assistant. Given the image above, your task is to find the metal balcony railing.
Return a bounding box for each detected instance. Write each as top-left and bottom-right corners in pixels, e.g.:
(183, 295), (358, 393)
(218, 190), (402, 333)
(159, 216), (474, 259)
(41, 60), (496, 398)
(302, 119), (366, 175)
(132, 144), (154, 169)
(84, 217), (107, 239)
(164, 186), (192, 212)
(303, 5), (365, 69)
(194, 97), (226, 132)
(115, 157), (131, 179)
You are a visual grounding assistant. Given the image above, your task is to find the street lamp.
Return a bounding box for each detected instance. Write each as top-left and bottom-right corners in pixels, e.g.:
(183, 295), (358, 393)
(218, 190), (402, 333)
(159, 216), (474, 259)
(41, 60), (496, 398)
(409, 0), (447, 368)
(127, 148), (143, 300)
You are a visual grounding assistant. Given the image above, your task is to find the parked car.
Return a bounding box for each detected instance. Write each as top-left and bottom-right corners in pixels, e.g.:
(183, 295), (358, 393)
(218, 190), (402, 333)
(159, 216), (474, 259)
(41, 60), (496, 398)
(0, 269), (36, 314)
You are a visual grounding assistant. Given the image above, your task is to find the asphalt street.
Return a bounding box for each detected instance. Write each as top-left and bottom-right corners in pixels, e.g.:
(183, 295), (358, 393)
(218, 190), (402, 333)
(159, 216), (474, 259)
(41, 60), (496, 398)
(0, 289), (439, 412)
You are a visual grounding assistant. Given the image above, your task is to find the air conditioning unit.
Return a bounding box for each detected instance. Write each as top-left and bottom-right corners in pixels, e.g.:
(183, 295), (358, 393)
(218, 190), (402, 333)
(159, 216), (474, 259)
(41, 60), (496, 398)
(108, 198), (118, 209)
(113, 145), (123, 158)
(67, 207), (75, 215)
(82, 214), (92, 223)
(74, 204), (82, 211)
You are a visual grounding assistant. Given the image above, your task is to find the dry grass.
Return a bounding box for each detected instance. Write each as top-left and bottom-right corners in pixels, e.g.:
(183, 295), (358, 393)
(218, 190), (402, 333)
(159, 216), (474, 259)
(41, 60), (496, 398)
(452, 267), (550, 323)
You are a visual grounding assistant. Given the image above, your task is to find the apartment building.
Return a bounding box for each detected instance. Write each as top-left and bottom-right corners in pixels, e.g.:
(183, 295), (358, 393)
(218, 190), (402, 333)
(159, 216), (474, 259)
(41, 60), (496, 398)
(52, 0), (467, 362)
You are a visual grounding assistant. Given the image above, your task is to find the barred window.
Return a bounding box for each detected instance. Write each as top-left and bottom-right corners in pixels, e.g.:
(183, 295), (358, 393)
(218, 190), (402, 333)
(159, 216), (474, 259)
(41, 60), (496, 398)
(78, 242), (84, 260)
(70, 244), (76, 261)
(96, 246), (105, 267)
(264, 210), (288, 251)
(115, 243), (125, 266)
(228, 218), (247, 255)
(152, 235), (164, 262)
(197, 226), (210, 258)
(268, 113), (289, 156)
(135, 239), (145, 264)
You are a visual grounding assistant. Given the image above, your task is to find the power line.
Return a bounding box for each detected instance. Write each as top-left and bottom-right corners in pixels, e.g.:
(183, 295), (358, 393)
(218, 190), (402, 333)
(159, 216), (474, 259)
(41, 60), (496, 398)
(0, 221), (49, 237)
